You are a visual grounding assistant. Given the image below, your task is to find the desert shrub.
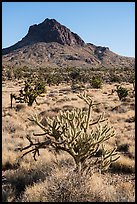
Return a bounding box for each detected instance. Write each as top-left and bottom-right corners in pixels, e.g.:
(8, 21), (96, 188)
(5, 69), (14, 80)
(2, 183), (15, 202)
(69, 69), (81, 81)
(67, 67), (91, 84)
(117, 143), (129, 152)
(4, 160), (54, 200)
(19, 92), (119, 174)
(45, 74), (54, 86)
(71, 82), (85, 92)
(10, 79), (46, 107)
(128, 146), (135, 159)
(116, 181), (135, 202)
(128, 72), (135, 83)
(20, 181), (49, 202)
(116, 143), (135, 159)
(44, 170), (92, 202)
(90, 76), (102, 88)
(115, 85), (128, 101)
(20, 167), (135, 202)
(21, 169), (93, 202)
(110, 155), (135, 173)
(2, 149), (19, 171)
(45, 72), (64, 86)
(109, 73), (121, 83)
(13, 67), (24, 80)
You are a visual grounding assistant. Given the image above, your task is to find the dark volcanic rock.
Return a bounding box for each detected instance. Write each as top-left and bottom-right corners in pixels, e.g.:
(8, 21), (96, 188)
(2, 18), (85, 55)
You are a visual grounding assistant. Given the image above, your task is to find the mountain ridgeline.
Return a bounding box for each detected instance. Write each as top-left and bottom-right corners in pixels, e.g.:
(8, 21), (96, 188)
(2, 18), (135, 76)
(2, 18), (85, 55)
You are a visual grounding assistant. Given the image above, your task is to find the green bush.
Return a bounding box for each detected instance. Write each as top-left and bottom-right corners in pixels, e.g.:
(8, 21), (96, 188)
(115, 85), (128, 101)
(69, 69), (81, 82)
(90, 76), (102, 88)
(109, 73), (120, 83)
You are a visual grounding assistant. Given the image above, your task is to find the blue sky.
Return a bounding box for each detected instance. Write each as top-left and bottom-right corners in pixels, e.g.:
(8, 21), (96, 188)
(2, 2), (135, 57)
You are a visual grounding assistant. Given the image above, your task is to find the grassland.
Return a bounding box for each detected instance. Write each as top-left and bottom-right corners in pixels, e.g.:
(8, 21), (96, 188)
(2, 78), (135, 202)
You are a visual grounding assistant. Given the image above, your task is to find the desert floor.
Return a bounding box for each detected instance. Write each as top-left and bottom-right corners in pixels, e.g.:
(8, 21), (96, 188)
(2, 80), (135, 202)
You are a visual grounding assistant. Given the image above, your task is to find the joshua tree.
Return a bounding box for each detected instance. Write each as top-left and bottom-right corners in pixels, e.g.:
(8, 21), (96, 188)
(19, 92), (119, 173)
(10, 79), (46, 108)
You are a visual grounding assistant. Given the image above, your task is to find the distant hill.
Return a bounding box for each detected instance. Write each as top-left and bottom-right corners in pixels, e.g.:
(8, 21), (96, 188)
(2, 18), (135, 70)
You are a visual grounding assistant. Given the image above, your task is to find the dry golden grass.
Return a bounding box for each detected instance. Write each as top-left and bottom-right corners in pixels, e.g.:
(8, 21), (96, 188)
(87, 172), (117, 202)
(13, 165), (135, 202)
(21, 180), (49, 202)
(2, 80), (135, 202)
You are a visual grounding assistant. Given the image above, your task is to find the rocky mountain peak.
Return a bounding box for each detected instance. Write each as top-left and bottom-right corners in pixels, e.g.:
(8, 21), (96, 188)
(2, 18), (85, 55)
(25, 18), (86, 46)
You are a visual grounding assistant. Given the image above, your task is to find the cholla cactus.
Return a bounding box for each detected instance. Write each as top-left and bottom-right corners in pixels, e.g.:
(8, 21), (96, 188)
(20, 92), (119, 173)
(10, 79), (46, 107)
